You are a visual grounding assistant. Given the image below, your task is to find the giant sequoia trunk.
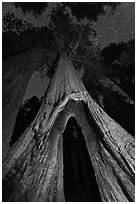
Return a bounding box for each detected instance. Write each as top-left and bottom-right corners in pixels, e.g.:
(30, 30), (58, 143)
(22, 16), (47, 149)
(85, 74), (135, 135)
(2, 54), (135, 202)
(2, 46), (46, 159)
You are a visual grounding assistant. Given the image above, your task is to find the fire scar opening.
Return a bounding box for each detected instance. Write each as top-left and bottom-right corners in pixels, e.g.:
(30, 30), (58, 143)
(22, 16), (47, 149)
(63, 117), (101, 202)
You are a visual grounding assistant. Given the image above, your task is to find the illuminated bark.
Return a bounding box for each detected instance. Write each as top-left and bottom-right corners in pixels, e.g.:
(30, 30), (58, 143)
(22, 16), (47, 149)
(88, 75), (135, 135)
(2, 54), (134, 202)
(2, 46), (46, 158)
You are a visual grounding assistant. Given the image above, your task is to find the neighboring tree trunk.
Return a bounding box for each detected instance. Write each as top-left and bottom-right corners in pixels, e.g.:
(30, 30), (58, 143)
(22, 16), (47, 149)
(2, 46), (46, 159)
(2, 54), (134, 202)
(2, 29), (48, 59)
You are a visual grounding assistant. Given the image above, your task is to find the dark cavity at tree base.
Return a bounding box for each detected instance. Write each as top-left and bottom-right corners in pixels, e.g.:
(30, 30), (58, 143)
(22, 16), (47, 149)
(63, 117), (101, 202)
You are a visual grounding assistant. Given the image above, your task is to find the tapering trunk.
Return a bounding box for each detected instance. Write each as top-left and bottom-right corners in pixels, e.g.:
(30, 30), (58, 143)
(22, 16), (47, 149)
(2, 46), (46, 159)
(2, 54), (134, 202)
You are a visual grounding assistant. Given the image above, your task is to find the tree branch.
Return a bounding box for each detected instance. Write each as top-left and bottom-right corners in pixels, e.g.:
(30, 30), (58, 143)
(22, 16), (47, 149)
(70, 33), (82, 57)
(53, 32), (61, 54)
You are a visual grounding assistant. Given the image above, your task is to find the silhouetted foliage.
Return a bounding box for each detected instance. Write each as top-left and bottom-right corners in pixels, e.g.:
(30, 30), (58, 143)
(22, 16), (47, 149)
(14, 2), (120, 21)
(3, 3), (135, 99)
(3, 12), (34, 34)
(66, 2), (120, 21)
(14, 2), (48, 16)
(101, 43), (124, 66)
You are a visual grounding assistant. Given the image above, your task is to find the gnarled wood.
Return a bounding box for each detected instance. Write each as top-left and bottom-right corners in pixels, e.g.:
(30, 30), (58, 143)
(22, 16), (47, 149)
(3, 54), (135, 202)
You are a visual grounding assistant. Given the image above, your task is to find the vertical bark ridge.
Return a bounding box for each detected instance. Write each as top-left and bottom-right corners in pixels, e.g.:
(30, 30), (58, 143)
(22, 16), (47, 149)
(2, 54), (134, 202)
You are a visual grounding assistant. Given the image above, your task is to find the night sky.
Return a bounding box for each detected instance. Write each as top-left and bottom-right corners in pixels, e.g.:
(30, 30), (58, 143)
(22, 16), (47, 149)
(2, 2), (135, 100)
(3, 2), (134, 49)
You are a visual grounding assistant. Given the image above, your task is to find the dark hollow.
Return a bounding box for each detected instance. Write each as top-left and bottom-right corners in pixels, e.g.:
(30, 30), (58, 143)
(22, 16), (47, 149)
(63, 117), (101, 202)
(10, 96), (41, 147)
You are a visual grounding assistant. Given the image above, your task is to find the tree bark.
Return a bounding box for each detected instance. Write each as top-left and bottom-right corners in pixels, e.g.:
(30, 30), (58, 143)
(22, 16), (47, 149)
(85, 74), (135, 136)
(2, 46), (47, 159)
(2, 54), (134, 202)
